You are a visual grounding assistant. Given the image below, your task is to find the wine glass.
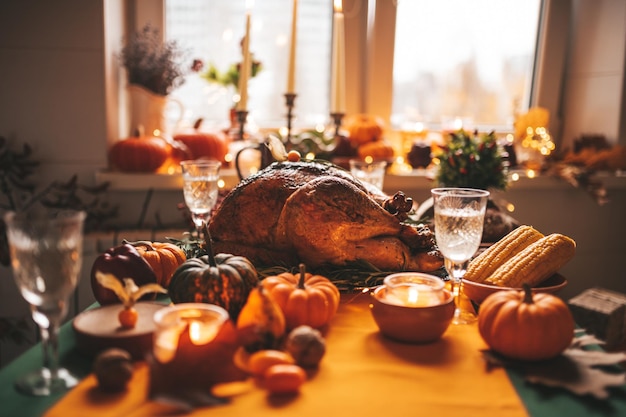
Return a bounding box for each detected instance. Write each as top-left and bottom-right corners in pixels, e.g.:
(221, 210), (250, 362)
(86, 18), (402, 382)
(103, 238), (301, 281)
(431, 188), (489, 325)
(180, 160), (221, 238)
(4, 209), (86, 396)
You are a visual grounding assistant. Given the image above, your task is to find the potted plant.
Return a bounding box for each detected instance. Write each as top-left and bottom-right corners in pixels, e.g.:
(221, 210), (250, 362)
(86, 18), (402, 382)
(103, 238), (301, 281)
(199, 39), (262, 128)
(434, 129), (509, 191)
(416, 130), (519, 242)
(119, 24), (190, 135)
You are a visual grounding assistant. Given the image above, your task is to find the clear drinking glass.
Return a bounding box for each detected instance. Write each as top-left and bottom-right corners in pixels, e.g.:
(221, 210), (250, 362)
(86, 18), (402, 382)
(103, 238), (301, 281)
(431, 188), (489, 325)
(4, 209), (86, 396)
(349, 159), (387, 190)
(180, 160), (221, 237)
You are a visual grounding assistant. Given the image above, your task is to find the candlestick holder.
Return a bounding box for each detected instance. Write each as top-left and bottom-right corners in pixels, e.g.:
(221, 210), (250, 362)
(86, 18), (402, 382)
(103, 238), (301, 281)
(330, 112), (345, 138)
(236, 110), (249, 141)
(284, 93), (297, 144)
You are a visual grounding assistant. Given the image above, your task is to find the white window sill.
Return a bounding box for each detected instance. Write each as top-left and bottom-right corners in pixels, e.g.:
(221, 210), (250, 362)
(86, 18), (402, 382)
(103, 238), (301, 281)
(95, 168), (626, 192)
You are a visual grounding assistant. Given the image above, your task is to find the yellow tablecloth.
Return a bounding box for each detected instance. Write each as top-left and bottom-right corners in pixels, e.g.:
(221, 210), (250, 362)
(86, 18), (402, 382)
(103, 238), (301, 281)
(45, 292), (528, 417)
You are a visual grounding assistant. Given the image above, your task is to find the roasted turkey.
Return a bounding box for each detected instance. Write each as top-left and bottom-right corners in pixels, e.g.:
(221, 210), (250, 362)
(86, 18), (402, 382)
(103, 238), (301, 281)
(208, 160), (443, 272)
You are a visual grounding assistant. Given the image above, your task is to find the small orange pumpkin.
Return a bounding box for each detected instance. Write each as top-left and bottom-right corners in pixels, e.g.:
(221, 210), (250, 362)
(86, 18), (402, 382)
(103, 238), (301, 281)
(109, 128), (170, 172)
(125, 240), (186, 287)
(478, 285), (575, 361)
(346, 114), (384, 146)
(174, 118), (228, 163)
(357, 140), (395, 160)
(261, 264), (340, 330)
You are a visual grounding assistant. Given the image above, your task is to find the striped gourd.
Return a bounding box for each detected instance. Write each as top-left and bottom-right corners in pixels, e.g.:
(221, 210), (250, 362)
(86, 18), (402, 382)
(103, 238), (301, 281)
(485, 233), (576, 288)
(464, 225), (544, 283)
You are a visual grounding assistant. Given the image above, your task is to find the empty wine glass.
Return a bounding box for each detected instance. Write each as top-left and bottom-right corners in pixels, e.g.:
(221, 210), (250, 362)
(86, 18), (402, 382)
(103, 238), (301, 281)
(4, 209), (86, 396)
(431, 188), (489, 325)
(180, 160), (221, 238)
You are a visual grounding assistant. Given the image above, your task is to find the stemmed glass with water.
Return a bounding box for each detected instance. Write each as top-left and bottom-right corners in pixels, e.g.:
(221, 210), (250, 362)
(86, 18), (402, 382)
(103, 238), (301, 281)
(4, 209), (85, 396)
(431, 188), (489, 325)
(180, 160), (221, 238)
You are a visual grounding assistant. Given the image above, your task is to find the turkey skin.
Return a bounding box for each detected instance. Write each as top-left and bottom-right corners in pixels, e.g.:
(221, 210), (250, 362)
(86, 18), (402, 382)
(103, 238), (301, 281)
(208, 160), (443, 272)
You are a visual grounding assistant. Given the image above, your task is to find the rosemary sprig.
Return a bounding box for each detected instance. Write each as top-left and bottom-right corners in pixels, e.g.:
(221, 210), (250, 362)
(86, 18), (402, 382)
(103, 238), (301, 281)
(167, 234), (447, 293)
(257, 260), (448, 293)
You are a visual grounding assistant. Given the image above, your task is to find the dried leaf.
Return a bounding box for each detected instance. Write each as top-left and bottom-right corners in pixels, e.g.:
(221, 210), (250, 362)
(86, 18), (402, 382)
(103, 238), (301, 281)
(523, 352), (625, 399)
(95, 272), (130, 304)
(481, 332), (626, 399)
(130, 283), (167, 304)
(571, 331), (606, 349)
(96, 274), (166, 307)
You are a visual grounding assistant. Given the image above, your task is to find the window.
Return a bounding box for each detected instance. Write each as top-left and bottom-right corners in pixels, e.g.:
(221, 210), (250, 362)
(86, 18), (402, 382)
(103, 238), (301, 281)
(391, 0), (542, 132)
(165, 0), (332, 132)
(138, 0), (553, 135)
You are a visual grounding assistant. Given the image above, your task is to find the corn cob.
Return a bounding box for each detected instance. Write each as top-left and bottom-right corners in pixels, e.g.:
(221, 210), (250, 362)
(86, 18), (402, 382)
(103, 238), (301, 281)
(464, 225), (544, 283)
(485, 233), (576, 287)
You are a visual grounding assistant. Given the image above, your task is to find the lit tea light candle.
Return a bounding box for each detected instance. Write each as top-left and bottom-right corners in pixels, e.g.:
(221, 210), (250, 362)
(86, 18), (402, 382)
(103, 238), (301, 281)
(150, 303), (244, 402)
(383, 273), (446, 307)
(153, 304), (228, 364)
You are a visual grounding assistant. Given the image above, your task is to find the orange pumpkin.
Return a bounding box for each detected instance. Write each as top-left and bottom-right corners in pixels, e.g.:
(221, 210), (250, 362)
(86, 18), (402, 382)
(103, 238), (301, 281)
(125, 240), (186, 287)
(478, 285), (575, 361)
(357, 140), (395, 160)
(346, 114), (384, 146)
(261, 264), (340, 330)
(174, 118), (228, 163)
(109, 129), (170, 172)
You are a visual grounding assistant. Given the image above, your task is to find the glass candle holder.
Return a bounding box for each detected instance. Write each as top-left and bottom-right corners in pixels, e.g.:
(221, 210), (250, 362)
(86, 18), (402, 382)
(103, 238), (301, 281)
(153, 303), (228, 364)
(149, 303), (245, 402)
(383, 273), (446, 307)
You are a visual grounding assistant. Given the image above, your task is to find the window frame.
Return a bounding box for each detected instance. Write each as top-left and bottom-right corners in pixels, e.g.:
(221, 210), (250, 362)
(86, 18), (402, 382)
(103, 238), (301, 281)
(128, 0), (568, 141)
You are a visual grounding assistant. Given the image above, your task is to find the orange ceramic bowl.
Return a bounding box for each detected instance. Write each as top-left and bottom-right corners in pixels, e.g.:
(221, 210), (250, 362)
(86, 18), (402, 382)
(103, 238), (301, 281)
(369, 286), (455, 344)
(462, 274), (568, 306)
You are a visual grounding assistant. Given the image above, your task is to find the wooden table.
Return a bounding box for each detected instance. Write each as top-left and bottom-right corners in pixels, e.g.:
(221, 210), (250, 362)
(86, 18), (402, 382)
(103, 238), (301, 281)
(1, 293), (625, 417)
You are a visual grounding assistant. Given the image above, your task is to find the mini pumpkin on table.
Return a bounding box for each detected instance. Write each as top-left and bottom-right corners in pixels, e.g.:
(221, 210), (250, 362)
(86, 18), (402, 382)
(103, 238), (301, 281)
(260, 264), (340, 331)
(478, 284), (575, 361)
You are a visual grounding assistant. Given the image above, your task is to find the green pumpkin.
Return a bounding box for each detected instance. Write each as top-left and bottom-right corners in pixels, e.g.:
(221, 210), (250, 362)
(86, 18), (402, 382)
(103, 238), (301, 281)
(168, 253), (259, 320)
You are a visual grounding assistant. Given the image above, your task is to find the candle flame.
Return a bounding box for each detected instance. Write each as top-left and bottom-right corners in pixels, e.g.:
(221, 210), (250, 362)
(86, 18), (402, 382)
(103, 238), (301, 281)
(408, 287), (419, 304)
(334, 0), (342, 13)
(246, 0), (255, 11)
(189, 320), (219, 345)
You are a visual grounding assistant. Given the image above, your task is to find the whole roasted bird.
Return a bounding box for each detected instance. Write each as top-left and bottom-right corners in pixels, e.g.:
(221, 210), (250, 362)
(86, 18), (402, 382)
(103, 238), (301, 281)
(209, 160), (443, 272)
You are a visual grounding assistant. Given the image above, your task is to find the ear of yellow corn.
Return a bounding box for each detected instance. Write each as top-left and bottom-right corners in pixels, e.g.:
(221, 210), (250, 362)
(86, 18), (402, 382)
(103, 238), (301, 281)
(485, 233), (576, 288)
(464, 225), (544, 283)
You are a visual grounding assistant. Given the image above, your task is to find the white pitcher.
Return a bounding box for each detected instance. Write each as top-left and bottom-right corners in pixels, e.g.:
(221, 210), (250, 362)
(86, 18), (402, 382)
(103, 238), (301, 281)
(127, 84), (184, 136)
